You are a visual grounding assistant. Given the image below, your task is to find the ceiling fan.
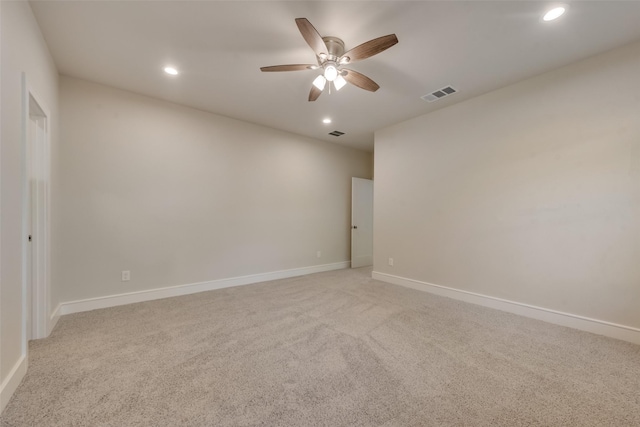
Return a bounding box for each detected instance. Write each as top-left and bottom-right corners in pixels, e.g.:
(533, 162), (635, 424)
(260, 18), (398, 101)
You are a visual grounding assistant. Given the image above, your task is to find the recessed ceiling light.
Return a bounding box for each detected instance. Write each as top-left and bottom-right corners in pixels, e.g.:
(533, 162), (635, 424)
(164, 66), (179, 75)
(322, 118), (332, 124)
(543, 6), (566, 21)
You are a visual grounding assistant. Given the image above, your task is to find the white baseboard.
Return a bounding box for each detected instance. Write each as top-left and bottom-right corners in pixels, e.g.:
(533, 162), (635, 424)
(0, 355), (27, 414)
(372, 271), (640, 345)
(60, 261), (350, 316)
(47, 303), (61, 336)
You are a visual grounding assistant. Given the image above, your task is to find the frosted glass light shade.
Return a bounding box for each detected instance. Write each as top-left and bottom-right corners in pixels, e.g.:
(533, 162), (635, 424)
(334, 75), (347, 91)
(324, 65), (338, 82)
(313, 75), (326, 90)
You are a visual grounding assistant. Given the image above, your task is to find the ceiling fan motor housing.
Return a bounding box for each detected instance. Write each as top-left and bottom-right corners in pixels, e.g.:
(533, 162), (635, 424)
(322, 36), (345, 61)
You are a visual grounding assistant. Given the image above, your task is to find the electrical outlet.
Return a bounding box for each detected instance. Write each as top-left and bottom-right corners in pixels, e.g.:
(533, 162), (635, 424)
(388, 258), (394, 266)
(317, 251), (322, 258)
(121, 270), (130, 281)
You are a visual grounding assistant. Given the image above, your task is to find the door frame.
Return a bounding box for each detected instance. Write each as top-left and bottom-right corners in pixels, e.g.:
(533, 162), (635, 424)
(22, 74), (52, 343)
(351, 177), (374, 268)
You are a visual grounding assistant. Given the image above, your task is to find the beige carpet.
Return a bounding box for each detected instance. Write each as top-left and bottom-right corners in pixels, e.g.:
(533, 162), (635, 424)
(2, 267), (639, 426)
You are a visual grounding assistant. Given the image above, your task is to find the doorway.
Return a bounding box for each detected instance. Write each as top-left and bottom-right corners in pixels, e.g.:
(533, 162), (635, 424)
(24, 85), (51, 341)
(351, 177), (373, 268)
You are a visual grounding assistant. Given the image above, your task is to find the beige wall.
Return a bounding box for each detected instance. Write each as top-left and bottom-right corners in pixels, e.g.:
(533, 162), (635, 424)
(58, 77), (372, 302)
(374, 40), (640, 329)
(1, 0), (59, 406)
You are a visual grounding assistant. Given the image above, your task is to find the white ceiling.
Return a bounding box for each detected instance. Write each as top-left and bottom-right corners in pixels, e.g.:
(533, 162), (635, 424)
(30, 1), (640, 152)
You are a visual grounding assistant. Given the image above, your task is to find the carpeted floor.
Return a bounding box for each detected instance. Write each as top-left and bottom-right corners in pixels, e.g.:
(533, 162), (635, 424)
(2, 267), (639, 426)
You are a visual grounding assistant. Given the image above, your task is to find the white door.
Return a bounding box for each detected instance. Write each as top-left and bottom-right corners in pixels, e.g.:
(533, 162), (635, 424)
(25, 116), (36, 340)
(26, 94), (49, 340)
(351, 177), (373, 268)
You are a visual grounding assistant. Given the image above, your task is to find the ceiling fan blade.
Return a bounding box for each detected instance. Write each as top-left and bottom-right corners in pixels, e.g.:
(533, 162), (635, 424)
(340, 34), (398, 64)
(295, 18), (327, 58)
(342, 69), (380, 92)
(309, 84), (323, 102)
(260, 64), (316, 72)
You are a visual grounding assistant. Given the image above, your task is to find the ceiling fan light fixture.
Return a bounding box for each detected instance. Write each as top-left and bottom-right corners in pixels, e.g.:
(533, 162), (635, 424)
(313, 75), (326, 90)
(324, 64), (338, 82)
(259, 18), (398, 101)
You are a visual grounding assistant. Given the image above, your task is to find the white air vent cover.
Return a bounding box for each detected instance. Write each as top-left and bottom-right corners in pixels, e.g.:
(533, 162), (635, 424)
(421, 86), (457, 102)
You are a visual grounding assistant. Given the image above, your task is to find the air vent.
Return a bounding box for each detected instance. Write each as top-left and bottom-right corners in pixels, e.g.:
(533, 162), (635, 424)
(329, 130), (345, 137)
(421, 86), (457, 102)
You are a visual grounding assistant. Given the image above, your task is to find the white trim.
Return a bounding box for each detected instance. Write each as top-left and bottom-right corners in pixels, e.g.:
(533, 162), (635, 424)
(21, 74), (52, 342)
(47, 303), (61, 336)
(60, 262), (350, 315)
(372, 271), (640, 345)
(0, 355), (27, 413)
